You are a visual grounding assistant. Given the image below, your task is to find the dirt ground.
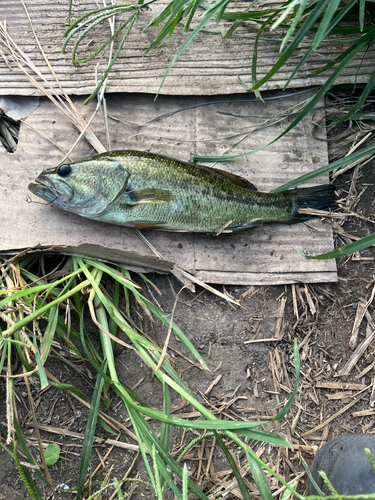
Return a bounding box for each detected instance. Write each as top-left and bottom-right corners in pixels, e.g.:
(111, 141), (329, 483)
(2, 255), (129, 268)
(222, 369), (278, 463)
(1, 123), (375, 499)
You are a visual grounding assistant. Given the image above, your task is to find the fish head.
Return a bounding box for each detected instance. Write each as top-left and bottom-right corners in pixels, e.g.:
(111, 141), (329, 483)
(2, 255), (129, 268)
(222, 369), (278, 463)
(28, 158), (129, 217)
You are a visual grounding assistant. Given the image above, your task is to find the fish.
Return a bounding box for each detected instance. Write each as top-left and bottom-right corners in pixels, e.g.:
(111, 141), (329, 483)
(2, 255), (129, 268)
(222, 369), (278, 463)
(28, 150), (336, 233)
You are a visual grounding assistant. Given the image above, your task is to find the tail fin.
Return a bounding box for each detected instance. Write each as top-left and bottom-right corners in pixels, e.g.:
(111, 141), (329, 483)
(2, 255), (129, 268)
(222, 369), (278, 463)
(287, 184), (336, 222)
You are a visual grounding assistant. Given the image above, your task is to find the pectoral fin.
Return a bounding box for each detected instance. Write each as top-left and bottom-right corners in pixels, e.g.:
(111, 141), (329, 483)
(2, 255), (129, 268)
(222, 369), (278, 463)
(128, 188), (174, 205)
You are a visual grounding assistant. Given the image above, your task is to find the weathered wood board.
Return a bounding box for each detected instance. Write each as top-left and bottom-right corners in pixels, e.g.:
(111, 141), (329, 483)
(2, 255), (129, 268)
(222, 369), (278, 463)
(1, 91), (337, 284)
(0, 0), (373, 97)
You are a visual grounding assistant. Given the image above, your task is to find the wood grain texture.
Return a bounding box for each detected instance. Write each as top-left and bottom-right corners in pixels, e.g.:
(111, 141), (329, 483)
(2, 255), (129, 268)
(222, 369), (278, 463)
(0, 0), (373, 96)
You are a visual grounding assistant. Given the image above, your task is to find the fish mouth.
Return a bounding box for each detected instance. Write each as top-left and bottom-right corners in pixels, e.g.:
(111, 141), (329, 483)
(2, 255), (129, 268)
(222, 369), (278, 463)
(28, 173), (74, 203)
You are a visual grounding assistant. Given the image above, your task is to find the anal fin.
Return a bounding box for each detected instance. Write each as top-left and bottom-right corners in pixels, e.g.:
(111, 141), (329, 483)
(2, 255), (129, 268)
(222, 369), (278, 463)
(131, 221), (168, 229)
(229, 219), (264, 233)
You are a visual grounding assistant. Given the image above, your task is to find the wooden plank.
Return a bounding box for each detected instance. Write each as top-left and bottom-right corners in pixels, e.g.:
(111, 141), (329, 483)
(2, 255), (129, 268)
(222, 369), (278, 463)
(194, 272), (338, 285)
(0, 0), (374, 97)
(1, 91), (337, 284)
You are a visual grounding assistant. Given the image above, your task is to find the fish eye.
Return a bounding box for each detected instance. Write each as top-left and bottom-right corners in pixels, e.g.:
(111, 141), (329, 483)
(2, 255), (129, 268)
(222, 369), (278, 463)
(57, 165), (72, 177)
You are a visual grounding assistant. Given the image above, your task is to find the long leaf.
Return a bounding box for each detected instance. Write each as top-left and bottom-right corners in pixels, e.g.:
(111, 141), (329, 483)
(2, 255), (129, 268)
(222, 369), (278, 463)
(271, 141), (375, 192)
(13, 417), (49, 485)
(298, 232), (375, 260)
(330, 68), (375, 125)
(156, 0), (230, 96)
(237, 428), (291, 448)
(1, 279), (91, 337)
(129, 405), (209, 500)
(40, 305), (58, 364)
(159, 382), (171, 490)
(250, 0), (331, 91)
(214, 432), (251, 500)
(312, 0), (342, 50)
(75, 364), (106, 500)
(146, 0), (190, 53)
(284, 0), (358, 87)
(359, 0), (365, 32)
(246, 450), (273, 500)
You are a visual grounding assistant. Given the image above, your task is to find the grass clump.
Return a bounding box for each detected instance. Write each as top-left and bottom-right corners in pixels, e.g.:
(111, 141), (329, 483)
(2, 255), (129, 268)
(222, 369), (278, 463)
(0, 253), (302, 499)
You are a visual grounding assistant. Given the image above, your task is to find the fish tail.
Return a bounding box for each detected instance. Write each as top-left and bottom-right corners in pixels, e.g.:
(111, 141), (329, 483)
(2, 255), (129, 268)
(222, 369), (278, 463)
(286, 184), (336, 222)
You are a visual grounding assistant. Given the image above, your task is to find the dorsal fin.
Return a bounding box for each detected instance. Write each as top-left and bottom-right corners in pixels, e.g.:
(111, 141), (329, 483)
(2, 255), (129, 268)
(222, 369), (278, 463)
(197, 164), (257, 190)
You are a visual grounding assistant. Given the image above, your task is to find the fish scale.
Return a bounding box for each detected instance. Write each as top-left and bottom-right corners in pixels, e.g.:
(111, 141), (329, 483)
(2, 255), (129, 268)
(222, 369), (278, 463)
(29, 150), (336, 233)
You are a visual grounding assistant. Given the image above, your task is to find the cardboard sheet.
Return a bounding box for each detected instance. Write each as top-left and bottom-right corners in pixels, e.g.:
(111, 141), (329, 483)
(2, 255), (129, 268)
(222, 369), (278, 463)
(0, 0), (373, 97)
(1, 91), (337, 284)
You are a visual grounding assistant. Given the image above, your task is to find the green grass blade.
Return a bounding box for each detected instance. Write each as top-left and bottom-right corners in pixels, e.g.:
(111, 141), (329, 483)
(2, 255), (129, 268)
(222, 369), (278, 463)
(284, 0), (365, 87)
(308, 26), (375, 78)
(93, 290), (119, 383)
(12, 441), (43, 500)
(74, 16), (136, 66)
(75, 364), (106, 500)
(182, 463), (188, 500)
(126, 405), (157, 492)
(298, 232), (375, 260)
(156, 0), (230, 97)
(271, 141), (375, 192)
(215, 0), (230, 23)
(146, 0), (188, 53)
(128, 404), (184, 499)
(78, 311), (150, 408)
(184, 0), (207, 32)
(237, 428), (291, 447)
(13, 332), (34, 371)
(0, 282), (59, 306)
(265, 34), (375, 146)
(221, 8), (281, 21)
(56, 322), (84, 358)
(302, 457), (325, 496)
(82, 259), (207, 371)
(128, 405), (209, 500)
(271, 0), (308, 39)
(13, 417), (49, 485)
(250, 0), (330, 91)
(251, 6), (278, 101)
(83, 11), (139, 104)
(359, 0), (365, 32)
(40, 305), (58, 364)
(159, 382), (171, 491)
(312, 0), (341, 50)
(82, 259), (140, 292)
(223, 0), (258, 38)
(34, 350), (48, 389)
(160, 382), (171, 450)
(270, 0), (300, 30)
(145, 300), (208, 369)
(1, 279), (91, 337)
(0, 343), (7, 374)
(214, 431), (251, 500)
(330, 69), (375, 125)
(148, 0), (186, 27)
(246, 449), (273, 500)
(109, 278), (120, 339)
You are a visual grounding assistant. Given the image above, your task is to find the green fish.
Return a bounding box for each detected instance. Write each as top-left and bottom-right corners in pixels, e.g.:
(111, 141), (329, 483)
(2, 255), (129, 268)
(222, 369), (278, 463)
(29, 150), (335, 233)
